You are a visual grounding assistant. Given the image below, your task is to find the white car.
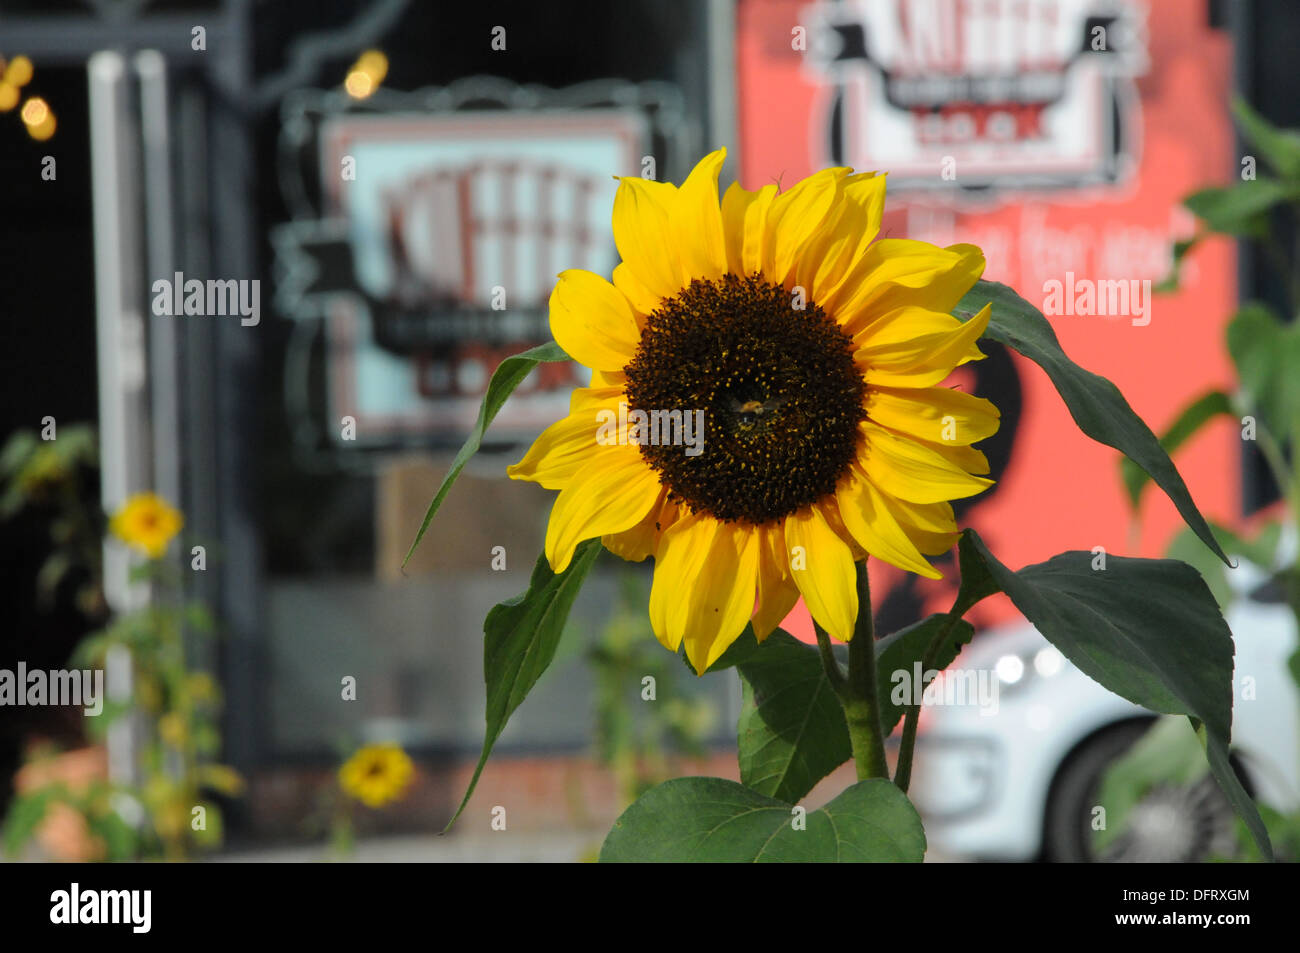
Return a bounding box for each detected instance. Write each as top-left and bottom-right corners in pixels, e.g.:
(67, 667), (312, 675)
(910, 558), (1300, 862)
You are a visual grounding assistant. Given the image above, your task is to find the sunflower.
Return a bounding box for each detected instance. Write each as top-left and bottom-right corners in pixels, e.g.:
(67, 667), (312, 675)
(509, 149), (998, 672)
(109, 492), (184, 560)
(339, 744), (414, 808)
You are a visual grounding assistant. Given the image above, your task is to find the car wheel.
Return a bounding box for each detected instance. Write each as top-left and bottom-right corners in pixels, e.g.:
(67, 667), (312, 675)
(1042, 721), (1240, 863)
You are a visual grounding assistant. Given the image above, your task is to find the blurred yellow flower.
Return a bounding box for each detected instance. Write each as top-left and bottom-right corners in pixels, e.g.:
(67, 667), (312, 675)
(339, 744), (414, 808)
(158, 713), (187, 747)
(110, 492), (183, 559)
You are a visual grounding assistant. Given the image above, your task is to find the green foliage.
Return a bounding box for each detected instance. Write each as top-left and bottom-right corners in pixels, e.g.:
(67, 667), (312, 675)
(735, 631), (851, 803)
(401, 341), (571, 568)
(1233, 97), (1300, 180)
(1121, 390), (1233, 511)
(1182, 180), (1298, 237)
(0, 422), (104, 616)
(1227, 303), (1300, 444)
(587, 572), (716, 807)
(2, 470), (236, 861)
(876, 613), (975, 734)
(1092, 715), (1209, 854)
(1166, 522), (1282, 609)
(413, 141), (1285, 861)
(1109, 99), (1300, 864)
(599, 777), (925, 863)
(960, 529), (1271, 859)
(445, 540), (602, 830)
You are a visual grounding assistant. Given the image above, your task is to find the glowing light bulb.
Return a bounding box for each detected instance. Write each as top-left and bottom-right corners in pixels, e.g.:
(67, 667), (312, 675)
(20, 96), (49, 126)
(344, 69), (374, 99)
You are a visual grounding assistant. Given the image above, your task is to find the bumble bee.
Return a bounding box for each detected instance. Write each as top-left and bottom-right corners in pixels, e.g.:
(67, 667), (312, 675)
(726, 394), (787, 432)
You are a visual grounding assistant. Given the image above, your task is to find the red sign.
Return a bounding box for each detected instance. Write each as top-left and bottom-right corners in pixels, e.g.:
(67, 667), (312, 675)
(738, 0), (1239, 632)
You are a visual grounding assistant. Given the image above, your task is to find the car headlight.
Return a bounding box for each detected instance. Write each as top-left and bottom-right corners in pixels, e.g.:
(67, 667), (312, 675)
(991, 645), (1067, 696)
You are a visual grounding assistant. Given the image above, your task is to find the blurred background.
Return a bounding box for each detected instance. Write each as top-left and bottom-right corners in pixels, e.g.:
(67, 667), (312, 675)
(1, 0), (1297, 862)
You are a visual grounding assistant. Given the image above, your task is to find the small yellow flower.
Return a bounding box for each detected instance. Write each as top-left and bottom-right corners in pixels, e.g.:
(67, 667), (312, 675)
(158, 712), (187, 747)
(110, 492), (183, 559)
(339, 744), (414, 808)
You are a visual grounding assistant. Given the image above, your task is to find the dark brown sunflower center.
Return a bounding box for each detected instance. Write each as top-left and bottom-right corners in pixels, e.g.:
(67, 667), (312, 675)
(623, 273), (866, 524)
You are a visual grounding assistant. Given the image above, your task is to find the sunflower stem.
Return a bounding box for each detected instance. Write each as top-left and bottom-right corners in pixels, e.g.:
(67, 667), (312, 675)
(836, 561), (889, 781)
(892, 612), (962, 793)
(813, 622), (846, 691)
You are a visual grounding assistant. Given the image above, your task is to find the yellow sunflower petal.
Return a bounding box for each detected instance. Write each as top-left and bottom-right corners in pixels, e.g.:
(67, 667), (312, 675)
(741, 183), (779, 276)
(859, 421), (993, 504)
(851, 303), (974, 347)
(858, 304), (991, 388)
(907, 438), (990, 475)
(796, 172), (887, 303)
(764, 167), (850, 285)
(884, 496), (960, 556)
(602, 491), (677, 562)
(863, 241), (986, 315)
(750, 522), (796, 639)
(612, 176), (682, 303)
(783, 503), (857, 642)
(721, 181), (762, 275)
(569, 384), (624, 414)
(544, 444), (662, 572)
(507, 397), (618, 490)
(671, 148), (728, 282)
(835, 465), (943, 578)
(752, 563), (801, 641)
(885, 497), (957, 535)
(832, 240), (985, 327)
(549, 269), (641, 371)
(866, 385), (1000, 446)
(611, 261), (660, 321)
(649, 513), (761, 671)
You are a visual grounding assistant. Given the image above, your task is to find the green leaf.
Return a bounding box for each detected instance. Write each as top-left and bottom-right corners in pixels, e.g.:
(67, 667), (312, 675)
(401, 341), (571, 569)
(0, 430), (37, 477)
(95, 808), (140, 861)
(735, 631), (850, 803)
(1153, 235), (1203, 295)
(1227, 303), (1300, 442)
(3, 789), (53, 858)
(1120, 390), (1234, 511)
(961, 529), (1272, 860)
(955, 280), (1229, 565)
(1183, 179), (1297, 236)
(1233, 97), (1300, 180)
(599, 777), (925, 862)
(445, 539), (601, 831)
(876, 613), (975, 735)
